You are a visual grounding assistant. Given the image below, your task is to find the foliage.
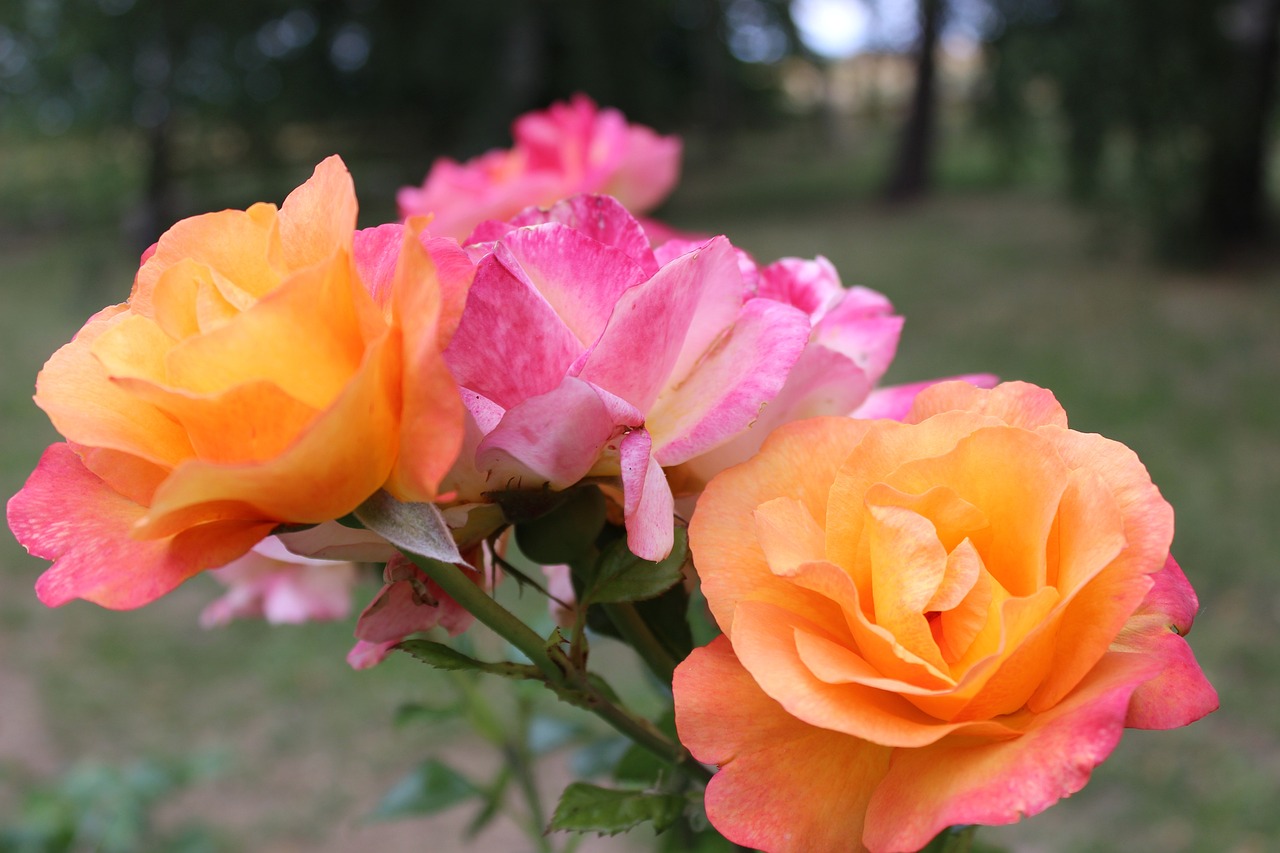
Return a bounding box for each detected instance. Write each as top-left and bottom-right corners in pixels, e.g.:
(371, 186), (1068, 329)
(984, 0), (1280, 262)
(0, 756), (223, 853)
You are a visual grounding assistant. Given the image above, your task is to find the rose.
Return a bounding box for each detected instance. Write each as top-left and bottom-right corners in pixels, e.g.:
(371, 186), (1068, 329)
(439, 194), (811, 560)
(397, 94), (681, 242)
(7, 157), (467, 610)
(673, 381), (1217, 852)
(199, 537), (358, 628)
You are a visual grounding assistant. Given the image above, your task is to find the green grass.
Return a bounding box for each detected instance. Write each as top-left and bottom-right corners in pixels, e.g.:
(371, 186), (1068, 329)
(2, 127), (1278, 851)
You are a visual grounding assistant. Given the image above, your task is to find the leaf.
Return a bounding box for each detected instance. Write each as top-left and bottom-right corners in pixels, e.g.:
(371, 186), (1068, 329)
(549, 783), (686, 837)
(371, 759), (479, 820)
(355, 490), (464, 565)
(395, 640), (541, 681)
(583, 529), (688, 606)
(514, 486), (607, 564)
(635, 581), (694, 663)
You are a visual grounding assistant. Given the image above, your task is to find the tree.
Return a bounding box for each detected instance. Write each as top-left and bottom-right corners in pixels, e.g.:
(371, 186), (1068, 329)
(985, 0), (1280, 262)
(885, 0), (948, 201)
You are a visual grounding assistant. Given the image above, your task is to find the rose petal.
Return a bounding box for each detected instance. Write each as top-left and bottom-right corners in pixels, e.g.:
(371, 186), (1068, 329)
(864, 652), (1161, 852)
(674, 636), (893, 853)
(1113, 556), (1219, 729)
(10, 443), (271, 609)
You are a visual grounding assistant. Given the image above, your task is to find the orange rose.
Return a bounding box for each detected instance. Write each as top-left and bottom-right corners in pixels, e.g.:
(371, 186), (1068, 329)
(674, 381), (1217, 852)
(7, 157), (466, 609)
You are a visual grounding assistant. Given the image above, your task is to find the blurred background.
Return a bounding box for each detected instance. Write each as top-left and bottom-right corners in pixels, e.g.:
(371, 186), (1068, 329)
(1, 1), (1277, 850)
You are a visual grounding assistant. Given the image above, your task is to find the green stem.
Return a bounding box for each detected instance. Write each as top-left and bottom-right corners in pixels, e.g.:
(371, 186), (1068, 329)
(405, 550), (567, 686)
(401, 550), (712, 785)
(510, 698), (552, 852)
(602, 602), (679, 685)
(577, 688), (712, 784)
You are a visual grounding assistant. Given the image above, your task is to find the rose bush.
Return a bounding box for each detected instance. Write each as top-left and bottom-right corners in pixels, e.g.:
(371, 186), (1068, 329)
(7, 157), (467, 609)
(674, 381), (1217, 852)
(398, 94), (681, 242)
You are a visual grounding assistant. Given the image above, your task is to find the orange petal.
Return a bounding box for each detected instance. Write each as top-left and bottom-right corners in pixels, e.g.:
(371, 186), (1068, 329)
(131, 206), (281, 313)
(276, 155), (358, 271)
(35, 305), (194, 467)
(753, 495), (827, 574)
(865, 503), (950, 671)
(906, 380), (1068, 429)
(384, 218), (466, 502)
(732, 600), (1011, 747)
(1041, 425), (1174, 582)
(825, 411), (989, 600)
(884, 427), (1070, 597)
(674, 636), (893, 853)
(863, 651), (1159, 853)
(138, 329), (400, 534)
(111, 376), (319, 465)
(691, 416), (873, 634)
(164, 257), (369, 410)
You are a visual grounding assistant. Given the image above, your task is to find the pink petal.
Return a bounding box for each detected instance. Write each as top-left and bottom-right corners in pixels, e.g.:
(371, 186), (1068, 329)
(476, 377), (637, 490)
(863, 651), (1161, 852)
(1114, 556), (1219, 729)
(499, 219), (650, 346)
(648, 297), (810, 465)
(619, 429), (675, 561)
(851, 373), (1000, 421)
(756, 256), (847, 317)
(675, 346), (875, 484)
(445, 242), (584, 409)
(604, 126), (682, 213)
(493, 195), (657, 275)
(354, 554), (479, 644)
(352, 223), (404, 307)
(10, 443), (273, 609)
(347, 639), (399, 670)
(578, 236), (742, 412)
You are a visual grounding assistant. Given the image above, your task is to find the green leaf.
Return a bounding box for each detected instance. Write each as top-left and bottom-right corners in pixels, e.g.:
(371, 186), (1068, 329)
(395, 640), (541, 680)
(371, 759), (479, 819)
(515, 485), (607, 564)
(548, 782), (686, 837)
(583, 529), (688, 606)
(635, 581), (694, 663)
(355, 490), (464, 565)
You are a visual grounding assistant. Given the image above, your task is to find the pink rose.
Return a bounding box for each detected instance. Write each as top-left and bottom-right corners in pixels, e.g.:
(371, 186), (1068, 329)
(397, 94), (681, 242)
(442, 195), (812, 560)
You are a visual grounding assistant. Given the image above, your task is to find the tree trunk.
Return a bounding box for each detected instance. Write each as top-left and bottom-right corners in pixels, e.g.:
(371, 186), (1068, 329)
(884, 0), (946, 202)
(1199, 0), (1280, 249)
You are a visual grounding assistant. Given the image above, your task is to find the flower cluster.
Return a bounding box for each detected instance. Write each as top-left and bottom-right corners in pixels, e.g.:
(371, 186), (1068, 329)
(6, 99), (1215, 853)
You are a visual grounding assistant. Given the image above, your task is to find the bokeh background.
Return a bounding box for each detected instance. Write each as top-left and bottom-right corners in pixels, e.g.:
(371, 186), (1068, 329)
(1, 1), (1277, 850)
